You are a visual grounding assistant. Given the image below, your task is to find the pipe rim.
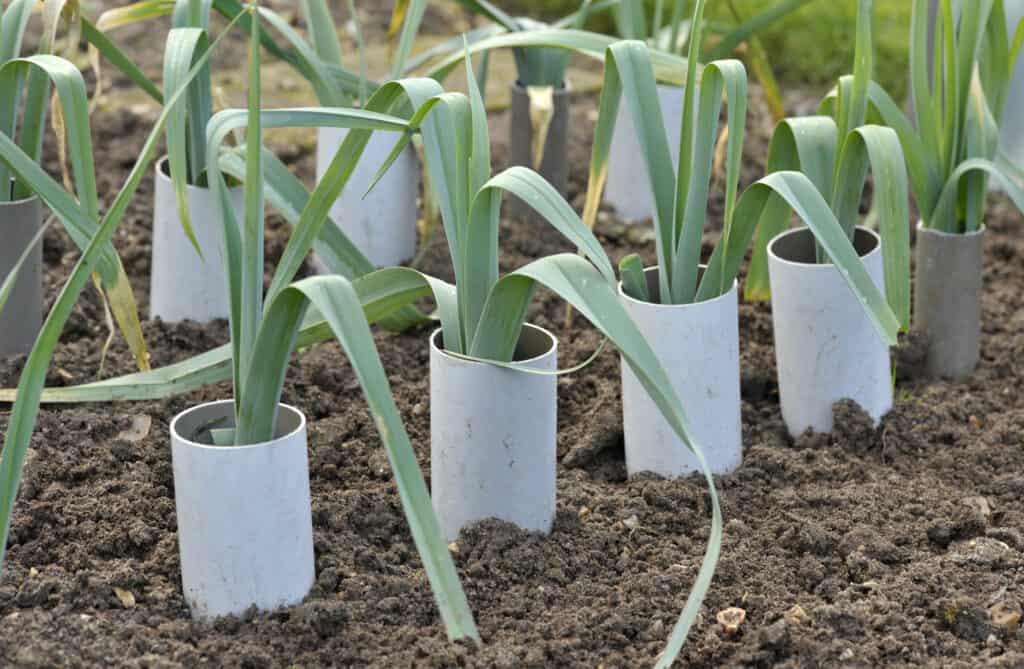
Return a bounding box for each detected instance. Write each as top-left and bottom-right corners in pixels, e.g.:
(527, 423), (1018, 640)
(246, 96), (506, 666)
(170, 399), (307, 451)
(156, 156), (241, 195)
(768, 225), (881, 269)
(916, 220), (986, 239)
(430, 322), (558, 367)
(617, 264), (737, 310)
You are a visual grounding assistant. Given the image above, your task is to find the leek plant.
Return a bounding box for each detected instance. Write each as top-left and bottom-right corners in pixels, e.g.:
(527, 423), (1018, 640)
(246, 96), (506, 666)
(414, 16), (691, 217)
(91, 0), (250, 250)
(856, 0), (1024, 234)
(585, 0), (748, 305)
(0, 0), (150, 370)
(0, 5), (481, 643)
(582, 0), (905, 351)
(737, 0), (912, 343)
(353, 52), (725, 668)
(91, 0), (422, 252)
(294, 0), (427, 102)
(422, 25), (692, 89)
(612, 0), (814, 52)
(432, 1), (609, 218)
(854, 0), (1024, 377)
(451, 0), (600, 86)
(91, 0), (428, 328)
(612, 0), (817, 119)
(0, 0), (250, 582)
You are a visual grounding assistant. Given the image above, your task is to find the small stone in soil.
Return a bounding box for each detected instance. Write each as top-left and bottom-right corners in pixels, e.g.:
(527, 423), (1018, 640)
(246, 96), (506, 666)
(785, 604), (809, 626)
(989, 602), (1022, 634)
(113, 587), (136, 609)
(947, 537), (1016, 567)
(116, 415), (152, 442)
(962, 495), (993, 519)
(716, 607), (746, 635)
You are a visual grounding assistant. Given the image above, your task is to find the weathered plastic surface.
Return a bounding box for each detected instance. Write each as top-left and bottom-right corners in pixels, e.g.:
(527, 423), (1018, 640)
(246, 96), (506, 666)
(171, 400), (314, 620)
(430, 324), (557, 542)
(605, 84), (684, 222)
(0, 189), (42, 357)
(315, 126), (418, 269)
(506, 82), (569, 223)
(151, 158), (244, 323)
(768, 226), (892, 437)
(1000, 1), (1024, 167)
(619, 266), (742, 477)
(914, 222), (984, 380)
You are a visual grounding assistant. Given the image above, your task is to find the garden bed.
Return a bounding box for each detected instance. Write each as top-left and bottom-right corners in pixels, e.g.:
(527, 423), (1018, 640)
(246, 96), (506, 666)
(0, 98), (1021, 669)
(2, 14), (1024, 669)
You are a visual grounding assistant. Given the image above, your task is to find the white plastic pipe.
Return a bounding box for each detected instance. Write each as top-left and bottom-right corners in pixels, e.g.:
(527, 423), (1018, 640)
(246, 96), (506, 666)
(170, 400), (314, 620)
(620, 267), (742, 477)
(315, 127), (417, 268)
(150, 158), (244, 323)
(605, 84), (684, 222)
(768, 226), (892, 437)
(0, 190), (42, 357)
(430, 324), (557, 542)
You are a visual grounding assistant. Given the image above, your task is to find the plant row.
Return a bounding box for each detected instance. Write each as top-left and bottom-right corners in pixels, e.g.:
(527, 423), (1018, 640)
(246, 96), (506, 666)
(0, 0), (1021, 664)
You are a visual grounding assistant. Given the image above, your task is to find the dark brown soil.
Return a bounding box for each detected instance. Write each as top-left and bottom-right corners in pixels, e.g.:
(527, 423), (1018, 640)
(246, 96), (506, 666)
(3, 10), (1024, 669)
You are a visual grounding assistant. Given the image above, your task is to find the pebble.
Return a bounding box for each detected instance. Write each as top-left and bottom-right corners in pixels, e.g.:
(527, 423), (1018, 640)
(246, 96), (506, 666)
(116, 415), (152, 442)
(625, 225), (656, 245)
(947, 537), (1015, 567)
(785, 604), (809, 626)
(113, 587), (136, 609)
(962, 495), (992, 519)
(989, 602), (1022, 633)
(716, 607), (746, 634)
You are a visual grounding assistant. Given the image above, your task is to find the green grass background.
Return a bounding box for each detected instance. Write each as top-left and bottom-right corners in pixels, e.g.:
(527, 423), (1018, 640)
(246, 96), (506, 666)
(495, 0), (913, 102)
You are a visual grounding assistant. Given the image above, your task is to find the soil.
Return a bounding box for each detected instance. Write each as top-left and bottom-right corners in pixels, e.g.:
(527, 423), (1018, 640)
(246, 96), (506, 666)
(3, 7), (1024, 669)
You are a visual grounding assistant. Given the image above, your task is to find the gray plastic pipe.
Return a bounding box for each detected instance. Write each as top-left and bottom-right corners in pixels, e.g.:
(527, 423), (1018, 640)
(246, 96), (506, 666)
(430, 324), (557, 542)
(315, 127), (418, 268)
(170, 400), (314, 620)
(150, 158), (244, 323)
(506, 82), (569, 223)
(605, 84), (684, 222)
(768, 226), (893, 437)
(999, 2), (1024, 165)
(619, 267), (742, 477)
(913, 222), (984, 379)
(0, 186), (42, 357)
